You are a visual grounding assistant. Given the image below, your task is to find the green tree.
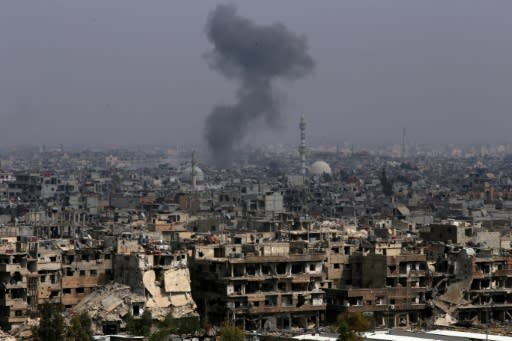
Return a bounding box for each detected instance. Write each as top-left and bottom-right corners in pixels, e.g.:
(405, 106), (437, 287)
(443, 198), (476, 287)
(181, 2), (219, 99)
(149, 313), (200, 341)
(219, 321), (244, 341)
(66, 312), (94, 341)
(32, 303), (66, 341)
(125, 310), (152, 337)
(337, 312), (370, 341)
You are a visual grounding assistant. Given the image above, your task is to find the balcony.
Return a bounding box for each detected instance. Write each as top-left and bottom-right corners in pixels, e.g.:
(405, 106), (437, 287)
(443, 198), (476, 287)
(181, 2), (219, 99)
(248, 303), (326, 314)
(1, 281), (27, 289)
(494, 269), (512, 277)
(0, 298), (28, 309)
(0, 263), (28, 273)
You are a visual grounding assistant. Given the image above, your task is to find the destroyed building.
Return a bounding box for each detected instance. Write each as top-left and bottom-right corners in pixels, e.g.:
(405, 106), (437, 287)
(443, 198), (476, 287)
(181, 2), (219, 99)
(325, 241), (430, 328)
(191, 239), (326, 331)
(113, 235), (197, 320)
(0, 236), (112, 329)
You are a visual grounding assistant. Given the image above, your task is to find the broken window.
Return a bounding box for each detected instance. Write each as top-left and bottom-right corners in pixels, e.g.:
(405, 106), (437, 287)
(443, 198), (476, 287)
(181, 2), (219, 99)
(246, 264), (257, 276)
(265, 295), (277, 307)
(11, 288), (25, 299)
(234, 284), (242, 294)
(276, 263), (287, 275)
(282, 295), (292, 307)
(291, 264), (303, 274)
(213, 247), (224, 258)
(261, 281), (273, 292)
(233, 265), (244, 277)
(262, 264), (272, 275)
(297, 294), (305, 307)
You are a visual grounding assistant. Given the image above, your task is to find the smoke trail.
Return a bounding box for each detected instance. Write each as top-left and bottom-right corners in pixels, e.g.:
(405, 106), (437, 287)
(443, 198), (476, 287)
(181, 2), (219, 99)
(204, 4), (314, 167)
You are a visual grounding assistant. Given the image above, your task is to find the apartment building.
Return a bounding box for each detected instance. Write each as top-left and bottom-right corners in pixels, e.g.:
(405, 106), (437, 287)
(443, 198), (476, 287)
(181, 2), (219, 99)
(191, 241), (326, 331)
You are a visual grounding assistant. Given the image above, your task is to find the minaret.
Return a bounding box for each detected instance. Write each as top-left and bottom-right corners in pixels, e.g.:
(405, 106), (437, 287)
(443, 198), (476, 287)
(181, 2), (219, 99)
(299, 115), (307, 176)
(191, 151), (197, 189)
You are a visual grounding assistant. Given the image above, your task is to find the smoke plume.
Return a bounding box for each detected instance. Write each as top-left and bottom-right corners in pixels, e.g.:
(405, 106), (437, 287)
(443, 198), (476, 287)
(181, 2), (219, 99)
(204, 4), (314, 167)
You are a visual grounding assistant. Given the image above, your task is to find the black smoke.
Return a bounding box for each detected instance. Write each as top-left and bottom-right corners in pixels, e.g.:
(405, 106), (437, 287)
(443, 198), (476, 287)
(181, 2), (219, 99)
(204, 4), (314, 167)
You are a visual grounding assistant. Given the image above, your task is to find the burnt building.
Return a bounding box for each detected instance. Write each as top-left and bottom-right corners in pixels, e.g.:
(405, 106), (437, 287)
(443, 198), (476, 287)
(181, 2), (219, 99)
(191, 240), (326, 331)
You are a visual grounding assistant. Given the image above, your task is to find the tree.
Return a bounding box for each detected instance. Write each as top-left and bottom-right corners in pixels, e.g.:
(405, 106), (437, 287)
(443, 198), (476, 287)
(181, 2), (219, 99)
(66, 312), (94, 341)
(337, 312), (370, 341)
(32, 303), (66, 341)
(125, 310), (152, 337)
(149, 313), (200, 341)
(219, 321), (244, 341)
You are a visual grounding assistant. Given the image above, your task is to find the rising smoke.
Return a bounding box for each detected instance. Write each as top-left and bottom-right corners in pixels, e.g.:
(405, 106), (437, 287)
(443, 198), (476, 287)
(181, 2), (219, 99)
(204, 4), (314, 167)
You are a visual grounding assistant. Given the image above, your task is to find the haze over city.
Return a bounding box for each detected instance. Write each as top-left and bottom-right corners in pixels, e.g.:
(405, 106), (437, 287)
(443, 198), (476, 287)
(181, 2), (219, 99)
(1, 1), (512, 147)
(5, 2), (512, 339)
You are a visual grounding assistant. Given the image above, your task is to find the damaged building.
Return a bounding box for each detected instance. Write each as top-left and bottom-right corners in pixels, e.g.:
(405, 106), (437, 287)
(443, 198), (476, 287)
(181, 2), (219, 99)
(113, 234), (197, 321)
(325, 241), (431, 328)
(190, 239), (326, 331)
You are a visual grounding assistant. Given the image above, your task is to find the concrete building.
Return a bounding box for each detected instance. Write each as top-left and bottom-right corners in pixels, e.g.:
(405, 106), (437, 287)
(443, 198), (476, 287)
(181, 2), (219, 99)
(191, 240), (326, 331)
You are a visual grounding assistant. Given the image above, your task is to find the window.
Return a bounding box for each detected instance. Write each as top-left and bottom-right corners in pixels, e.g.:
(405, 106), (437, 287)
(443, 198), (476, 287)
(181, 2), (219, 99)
(79, 270), (86, 277)
(90, 269), (97, 276)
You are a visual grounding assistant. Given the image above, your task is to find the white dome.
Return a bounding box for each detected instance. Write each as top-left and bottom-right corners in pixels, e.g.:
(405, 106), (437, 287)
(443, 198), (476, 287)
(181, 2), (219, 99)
(310, 161), (332, 176)
(180, 166), (205, 182)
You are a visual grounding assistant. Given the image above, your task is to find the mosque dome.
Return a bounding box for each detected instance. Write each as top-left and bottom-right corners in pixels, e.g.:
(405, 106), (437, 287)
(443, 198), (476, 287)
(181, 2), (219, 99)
(310, 161), (332, 176)
(180, 166), (205, 182)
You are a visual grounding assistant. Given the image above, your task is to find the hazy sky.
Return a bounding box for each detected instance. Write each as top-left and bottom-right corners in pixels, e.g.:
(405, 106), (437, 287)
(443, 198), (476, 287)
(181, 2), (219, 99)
(1, 1), (512, 147)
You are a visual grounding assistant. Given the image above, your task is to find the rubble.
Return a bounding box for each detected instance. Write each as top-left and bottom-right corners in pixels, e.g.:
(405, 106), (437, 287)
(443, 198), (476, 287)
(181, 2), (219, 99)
(71, 283), (143, 334)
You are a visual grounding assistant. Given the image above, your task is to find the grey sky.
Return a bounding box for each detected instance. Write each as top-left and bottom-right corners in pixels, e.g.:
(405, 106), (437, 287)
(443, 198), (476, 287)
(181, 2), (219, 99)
(1, 1), (512, 147)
